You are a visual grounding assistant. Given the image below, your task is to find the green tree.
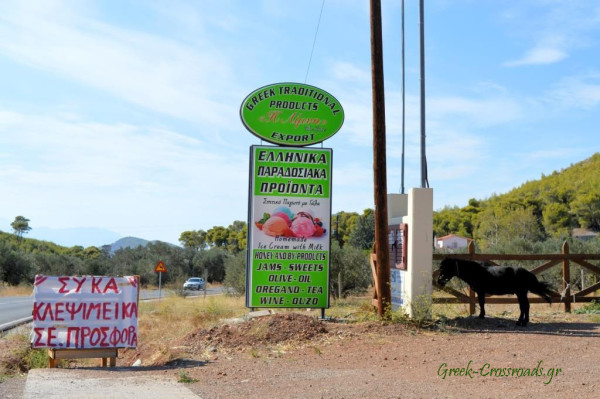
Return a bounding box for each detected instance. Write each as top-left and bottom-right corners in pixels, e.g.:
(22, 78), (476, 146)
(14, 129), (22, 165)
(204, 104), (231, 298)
(179, 230), (207, 251)
(474, 204), (545, 249)
(571, 192), (600, 230)
(196, 247), (229, 282)
(348, 209), (375, 250)
(331, 211), (359, 247)
(226, 221), (247, 253)
(329, 241), (370, 298)
(206, 226), (229, 248)
(223, 251), (247, 295)
(0, 241), (32, 284)
(11, 216), (32, 241)
(542, 202), (572, 238)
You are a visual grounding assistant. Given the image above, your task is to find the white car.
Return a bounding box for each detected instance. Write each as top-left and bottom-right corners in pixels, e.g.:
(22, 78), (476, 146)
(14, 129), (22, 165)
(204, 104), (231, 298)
(183, 277), (206, 290)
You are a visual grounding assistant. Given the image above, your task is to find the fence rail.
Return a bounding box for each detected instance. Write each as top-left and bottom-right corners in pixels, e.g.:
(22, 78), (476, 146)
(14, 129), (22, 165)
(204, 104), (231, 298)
(432, 241), (600, 315)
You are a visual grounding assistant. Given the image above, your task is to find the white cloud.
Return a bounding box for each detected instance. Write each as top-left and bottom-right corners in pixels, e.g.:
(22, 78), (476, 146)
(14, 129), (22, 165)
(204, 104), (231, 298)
(500, 2), (600, 67)
(504, 46), (567, 67)
(549, 72), (600, 110)
(0, 110), (249, 241)
(429, 95), (524, 127)
(331, 61), (370, 82)
(0, 1), (239, 132)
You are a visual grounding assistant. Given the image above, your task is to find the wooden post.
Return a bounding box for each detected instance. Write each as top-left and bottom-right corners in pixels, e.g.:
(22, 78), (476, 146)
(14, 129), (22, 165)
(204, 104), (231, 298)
(562, 242), (571, 312)
(135, 275), (140, 305)
(370, 0), (391, 318)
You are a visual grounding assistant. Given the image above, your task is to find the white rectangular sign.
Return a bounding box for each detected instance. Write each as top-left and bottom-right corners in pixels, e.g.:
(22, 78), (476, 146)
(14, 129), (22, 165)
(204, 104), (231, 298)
(31, 275), (139, 349)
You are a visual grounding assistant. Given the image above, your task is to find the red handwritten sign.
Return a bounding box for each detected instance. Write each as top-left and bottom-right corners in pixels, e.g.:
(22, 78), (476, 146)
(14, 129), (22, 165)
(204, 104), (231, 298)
(31, 275), (139, 349)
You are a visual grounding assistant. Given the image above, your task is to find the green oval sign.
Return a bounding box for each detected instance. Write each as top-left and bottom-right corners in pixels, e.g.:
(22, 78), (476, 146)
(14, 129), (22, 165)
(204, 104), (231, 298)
(240, 82), (344, 147)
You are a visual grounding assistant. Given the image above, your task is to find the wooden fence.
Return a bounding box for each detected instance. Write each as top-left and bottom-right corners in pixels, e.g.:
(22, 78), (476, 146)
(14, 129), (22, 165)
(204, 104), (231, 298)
(432, 241), (600, 315)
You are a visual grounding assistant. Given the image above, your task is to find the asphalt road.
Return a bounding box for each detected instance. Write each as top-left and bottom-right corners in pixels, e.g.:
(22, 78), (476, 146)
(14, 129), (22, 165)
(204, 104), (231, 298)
(0, 287), (224, 331)
(0, 295), (33, 327)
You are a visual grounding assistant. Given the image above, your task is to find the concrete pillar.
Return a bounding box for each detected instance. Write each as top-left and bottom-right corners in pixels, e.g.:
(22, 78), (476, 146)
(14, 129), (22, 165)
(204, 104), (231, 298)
(402, 188), (433, 319)
(388, 193), (408, 224)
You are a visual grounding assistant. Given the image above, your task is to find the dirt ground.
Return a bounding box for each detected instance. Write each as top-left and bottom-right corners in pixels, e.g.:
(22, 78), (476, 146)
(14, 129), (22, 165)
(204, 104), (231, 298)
(2, 306), (599, 399)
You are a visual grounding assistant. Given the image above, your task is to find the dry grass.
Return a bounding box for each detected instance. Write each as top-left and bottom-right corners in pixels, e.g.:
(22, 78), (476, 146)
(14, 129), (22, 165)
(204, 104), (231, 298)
(119, 295), (250, 365)
(0, 284), (33, 297)
(141, 295), (248, 333)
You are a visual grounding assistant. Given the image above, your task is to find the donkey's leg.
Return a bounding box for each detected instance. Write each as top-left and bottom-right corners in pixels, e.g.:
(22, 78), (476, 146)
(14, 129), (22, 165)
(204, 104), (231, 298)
(522, 295), (530, 326)
(477, 292), (486, 318)
(516, 291), (530, 326)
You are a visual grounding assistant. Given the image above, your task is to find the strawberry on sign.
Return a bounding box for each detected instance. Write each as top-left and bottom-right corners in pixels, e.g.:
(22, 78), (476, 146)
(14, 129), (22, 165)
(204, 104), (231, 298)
(154, 260), (167, 273)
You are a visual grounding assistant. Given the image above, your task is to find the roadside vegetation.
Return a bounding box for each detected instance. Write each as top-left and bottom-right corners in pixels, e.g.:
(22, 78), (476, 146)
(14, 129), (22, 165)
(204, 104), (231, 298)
(0, 208), (375, 298)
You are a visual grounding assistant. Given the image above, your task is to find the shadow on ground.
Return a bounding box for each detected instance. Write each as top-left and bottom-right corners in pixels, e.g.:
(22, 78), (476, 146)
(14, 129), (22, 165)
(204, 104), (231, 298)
(441, 315), (600, 337)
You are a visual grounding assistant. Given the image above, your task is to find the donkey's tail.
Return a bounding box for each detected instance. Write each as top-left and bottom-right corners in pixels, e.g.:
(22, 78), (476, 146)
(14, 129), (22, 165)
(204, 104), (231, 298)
(530, 279), (553, 304)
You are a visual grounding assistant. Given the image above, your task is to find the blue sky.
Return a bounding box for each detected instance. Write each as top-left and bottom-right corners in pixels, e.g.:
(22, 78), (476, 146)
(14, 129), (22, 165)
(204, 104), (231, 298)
(1, 0), (599, 247)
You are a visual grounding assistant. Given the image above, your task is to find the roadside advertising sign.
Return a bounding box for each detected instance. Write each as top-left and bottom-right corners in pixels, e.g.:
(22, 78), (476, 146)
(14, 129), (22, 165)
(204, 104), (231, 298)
(246, 145), (332, 308)
(31, 275), (139, 349)
(240, 82), (344, 147)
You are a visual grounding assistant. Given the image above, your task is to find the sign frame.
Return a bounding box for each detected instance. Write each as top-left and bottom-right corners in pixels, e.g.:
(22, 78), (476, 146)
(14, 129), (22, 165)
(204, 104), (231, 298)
(31, 275), (139, 349)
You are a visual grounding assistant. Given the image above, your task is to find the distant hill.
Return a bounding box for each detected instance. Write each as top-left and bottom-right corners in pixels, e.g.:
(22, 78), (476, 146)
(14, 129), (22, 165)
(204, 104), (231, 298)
(109, 236), (150, 252)
(31, 226), (122, 248)
(0, 221), (122, 248)
(107, 236), (179, 253)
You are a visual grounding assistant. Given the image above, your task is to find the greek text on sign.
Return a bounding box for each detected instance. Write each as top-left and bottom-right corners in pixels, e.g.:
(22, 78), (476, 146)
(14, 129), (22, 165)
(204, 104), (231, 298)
(240, 83), (344, 147)
(31, 275), (139, 349)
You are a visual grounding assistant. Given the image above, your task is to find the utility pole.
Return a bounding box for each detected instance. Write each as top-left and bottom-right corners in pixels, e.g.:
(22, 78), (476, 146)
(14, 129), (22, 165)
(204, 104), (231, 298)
(370, 0), (391, 318)
(419, 0), (428, 188)
(401, 0), (406, 194)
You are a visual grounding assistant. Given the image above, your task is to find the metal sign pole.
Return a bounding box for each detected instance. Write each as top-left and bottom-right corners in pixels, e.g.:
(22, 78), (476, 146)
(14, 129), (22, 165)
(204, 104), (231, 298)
(158, 272), (162, 300)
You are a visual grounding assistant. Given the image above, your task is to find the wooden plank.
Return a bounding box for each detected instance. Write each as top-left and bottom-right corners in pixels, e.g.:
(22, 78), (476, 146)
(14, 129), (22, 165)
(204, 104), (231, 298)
(434, 296), (599, 304)
(530, 259), (561, 275)
(572, 259), (600, 275)
(48, 348), (118, 368)
(570, 296), (600, 303)
(434, 253), (600, 261)
(574, 282), (600, 298)
(49, 348), (118, 359)
(436, 286), (469, 300)
(432, 297), (467, 304)
(370, 252), (380, 309)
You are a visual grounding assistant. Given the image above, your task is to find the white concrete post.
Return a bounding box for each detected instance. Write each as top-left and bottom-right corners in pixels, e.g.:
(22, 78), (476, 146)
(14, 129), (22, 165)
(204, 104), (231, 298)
(402, 188), (433, 319)
(388, 193), (408, 224)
